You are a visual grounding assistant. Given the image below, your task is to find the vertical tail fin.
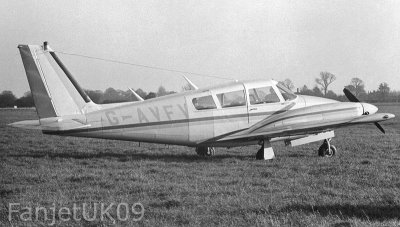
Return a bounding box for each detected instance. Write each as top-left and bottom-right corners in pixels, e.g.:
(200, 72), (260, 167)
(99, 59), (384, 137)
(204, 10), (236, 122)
(18, 43), (98, 119)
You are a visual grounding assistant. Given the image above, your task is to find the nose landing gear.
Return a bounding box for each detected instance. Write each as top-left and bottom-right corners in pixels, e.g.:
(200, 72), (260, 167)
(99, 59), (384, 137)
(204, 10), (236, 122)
(318, 138), (336, 157)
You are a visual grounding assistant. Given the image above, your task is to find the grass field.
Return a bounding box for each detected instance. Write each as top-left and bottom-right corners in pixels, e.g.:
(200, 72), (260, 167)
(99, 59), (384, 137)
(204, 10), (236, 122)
(0, 103), (399, 226)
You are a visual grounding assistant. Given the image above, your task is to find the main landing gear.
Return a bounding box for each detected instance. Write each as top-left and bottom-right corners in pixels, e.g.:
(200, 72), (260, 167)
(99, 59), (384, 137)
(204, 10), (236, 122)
(196, 147), (215, 157)
(256, 140), (275, 160)
(253, 138), (336, 160)
(318, 138), (337, 157)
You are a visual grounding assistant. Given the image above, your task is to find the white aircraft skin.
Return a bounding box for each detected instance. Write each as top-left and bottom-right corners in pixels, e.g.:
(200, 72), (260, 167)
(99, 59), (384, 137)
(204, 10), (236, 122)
(11, 43), (395, 160)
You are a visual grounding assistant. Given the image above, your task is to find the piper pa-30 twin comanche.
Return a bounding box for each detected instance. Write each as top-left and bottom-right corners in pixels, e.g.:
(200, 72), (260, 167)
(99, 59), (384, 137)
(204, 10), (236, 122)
(11, 42), (395, 160)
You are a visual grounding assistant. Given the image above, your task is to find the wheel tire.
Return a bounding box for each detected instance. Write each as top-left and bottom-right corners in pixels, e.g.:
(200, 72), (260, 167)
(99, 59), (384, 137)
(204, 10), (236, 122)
(206, 147), (215, 156)
(195, 147), (205, 156)
(325, 145), (336, 157)
(196, 147), (215, 157)
(256, 148), (264, 160)
(318, 143), (327, 157)
(319, 144), (336, 157)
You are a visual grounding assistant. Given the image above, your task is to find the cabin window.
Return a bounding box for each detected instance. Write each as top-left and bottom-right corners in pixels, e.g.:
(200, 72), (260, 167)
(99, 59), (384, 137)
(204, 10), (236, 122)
(277, 83), (297, 101)
(248, 86), (280, 104)
(217, 90), (246, 108)
(192, 95), (217, 110)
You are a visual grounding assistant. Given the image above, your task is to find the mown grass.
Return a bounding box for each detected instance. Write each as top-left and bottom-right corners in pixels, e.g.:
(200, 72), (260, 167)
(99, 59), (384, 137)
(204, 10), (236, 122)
(0, 104), (399, 226)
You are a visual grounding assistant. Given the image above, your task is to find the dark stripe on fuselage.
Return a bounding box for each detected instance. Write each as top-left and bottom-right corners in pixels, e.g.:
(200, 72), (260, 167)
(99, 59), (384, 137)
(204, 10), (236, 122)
(43, 106), (356, 136)
(249, 106), (357, 133)
(44, 112), (251, 135)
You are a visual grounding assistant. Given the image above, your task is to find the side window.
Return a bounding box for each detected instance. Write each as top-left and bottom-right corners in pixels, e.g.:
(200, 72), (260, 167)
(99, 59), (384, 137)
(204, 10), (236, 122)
(248, 86), (280, 105)
(192, 95), (217, 110)
(217, 90), (246, 108)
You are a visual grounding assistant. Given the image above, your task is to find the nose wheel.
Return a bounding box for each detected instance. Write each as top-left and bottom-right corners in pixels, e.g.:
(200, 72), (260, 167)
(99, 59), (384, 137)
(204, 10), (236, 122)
(318, 138), (336, 157)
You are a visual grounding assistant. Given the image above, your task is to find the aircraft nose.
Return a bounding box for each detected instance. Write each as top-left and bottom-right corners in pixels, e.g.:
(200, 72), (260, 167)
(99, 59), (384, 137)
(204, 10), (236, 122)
(361, 103), (378, 115)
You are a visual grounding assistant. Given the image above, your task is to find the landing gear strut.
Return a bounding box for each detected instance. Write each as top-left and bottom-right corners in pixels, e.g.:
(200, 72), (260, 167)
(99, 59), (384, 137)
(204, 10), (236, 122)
(256, 140), (275, 160)
(318, 138), (337, 157)
(196, 147), (215, 157)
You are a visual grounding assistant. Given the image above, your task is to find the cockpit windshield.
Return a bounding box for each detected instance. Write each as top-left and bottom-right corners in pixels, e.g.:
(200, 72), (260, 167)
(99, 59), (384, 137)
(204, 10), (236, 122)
(276, 83), (297, 101)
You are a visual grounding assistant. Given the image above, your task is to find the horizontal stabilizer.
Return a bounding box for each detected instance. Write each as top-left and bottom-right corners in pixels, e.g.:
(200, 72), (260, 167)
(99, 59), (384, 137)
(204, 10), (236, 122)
(8, 120), (41, 130)
(9, 117), (91, 131)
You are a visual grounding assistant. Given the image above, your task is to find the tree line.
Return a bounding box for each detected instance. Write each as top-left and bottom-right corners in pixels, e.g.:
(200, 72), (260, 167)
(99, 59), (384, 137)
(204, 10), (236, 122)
(0, 86), (175, 108)
(0, 72), (399, 108)
(279, 72), (399, 103)
(85, 86), (175, 104)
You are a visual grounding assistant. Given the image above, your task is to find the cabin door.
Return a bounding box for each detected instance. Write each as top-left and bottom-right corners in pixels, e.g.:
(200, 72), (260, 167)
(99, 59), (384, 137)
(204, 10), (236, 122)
(245, 84), (288, 126)
(211, 85), (249, 137)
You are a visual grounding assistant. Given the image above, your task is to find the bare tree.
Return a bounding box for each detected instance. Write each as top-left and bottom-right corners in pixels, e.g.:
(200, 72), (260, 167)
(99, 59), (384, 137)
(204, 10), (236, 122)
(316, 72), (336, 96)
(278, 79), (295, 91)
(345, 77), (366, 97)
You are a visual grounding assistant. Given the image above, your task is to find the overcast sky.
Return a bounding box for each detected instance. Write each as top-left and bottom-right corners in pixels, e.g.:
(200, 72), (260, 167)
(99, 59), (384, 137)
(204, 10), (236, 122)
(1, 0), (400, 97)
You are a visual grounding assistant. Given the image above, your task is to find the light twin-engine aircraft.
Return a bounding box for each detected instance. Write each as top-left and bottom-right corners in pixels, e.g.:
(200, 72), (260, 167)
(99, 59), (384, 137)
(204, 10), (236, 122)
(10, 42), (395, 160)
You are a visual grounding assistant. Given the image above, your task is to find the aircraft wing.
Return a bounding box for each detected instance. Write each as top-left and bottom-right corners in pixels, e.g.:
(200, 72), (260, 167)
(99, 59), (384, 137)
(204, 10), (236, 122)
(212, 102), (394, 143)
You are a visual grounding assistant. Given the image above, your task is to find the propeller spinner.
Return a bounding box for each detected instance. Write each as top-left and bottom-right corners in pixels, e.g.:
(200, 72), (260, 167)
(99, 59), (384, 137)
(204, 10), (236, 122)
(343, 88), (385, 134)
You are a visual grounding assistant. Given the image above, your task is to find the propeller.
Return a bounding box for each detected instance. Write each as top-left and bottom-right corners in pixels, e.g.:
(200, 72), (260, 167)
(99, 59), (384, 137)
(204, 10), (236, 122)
(343, 88), (360, 102)
(343, 88), (385, 134)
(374, 122), (385, 134)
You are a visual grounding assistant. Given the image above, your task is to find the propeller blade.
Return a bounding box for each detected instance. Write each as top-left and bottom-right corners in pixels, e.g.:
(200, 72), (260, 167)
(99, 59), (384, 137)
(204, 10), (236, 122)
(374, 122), (385, 134)
(343, 88), (386, 134)
(343, 88), (360, 102)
